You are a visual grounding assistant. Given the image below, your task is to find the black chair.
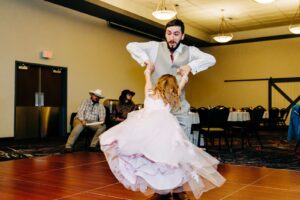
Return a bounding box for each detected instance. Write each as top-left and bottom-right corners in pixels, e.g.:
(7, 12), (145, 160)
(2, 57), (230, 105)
(194, 107), (209, 147)
(267, 107), (280, 129)
(200, 106), (230, 149)
(248, 106), (265, 148)
(278, 108), (289, 127)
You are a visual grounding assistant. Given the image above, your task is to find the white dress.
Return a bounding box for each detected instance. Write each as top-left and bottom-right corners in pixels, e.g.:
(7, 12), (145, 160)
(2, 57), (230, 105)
(100, 96), (225, 199)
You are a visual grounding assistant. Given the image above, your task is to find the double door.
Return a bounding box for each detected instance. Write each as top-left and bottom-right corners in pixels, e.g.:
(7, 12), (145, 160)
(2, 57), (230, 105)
(15, 61), (67, 139)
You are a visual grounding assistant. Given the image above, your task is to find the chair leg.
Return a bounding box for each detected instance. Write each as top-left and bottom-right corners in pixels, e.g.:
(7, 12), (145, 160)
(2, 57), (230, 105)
(295, 139), (300, 152)
(254, 130), (263, 149)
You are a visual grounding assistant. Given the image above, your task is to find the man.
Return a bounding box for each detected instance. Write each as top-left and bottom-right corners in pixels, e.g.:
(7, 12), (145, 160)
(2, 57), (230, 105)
(65, 89), (106, 152)
(127, 19), (216, 139)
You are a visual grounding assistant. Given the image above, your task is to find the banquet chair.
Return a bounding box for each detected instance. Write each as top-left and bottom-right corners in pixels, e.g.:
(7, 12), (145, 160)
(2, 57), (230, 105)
(191, 107), (209, 147)
(200, 106), (230, 149)
(248, 106), (264, 148)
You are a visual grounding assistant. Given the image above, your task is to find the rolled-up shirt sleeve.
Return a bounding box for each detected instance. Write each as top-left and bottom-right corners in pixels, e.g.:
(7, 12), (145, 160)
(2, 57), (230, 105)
(188, 46), (216, 75)
(126, 41), (159, 67)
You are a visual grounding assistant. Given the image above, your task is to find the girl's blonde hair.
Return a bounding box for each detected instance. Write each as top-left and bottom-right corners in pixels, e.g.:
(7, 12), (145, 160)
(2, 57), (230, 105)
(154, 74), (180, 109)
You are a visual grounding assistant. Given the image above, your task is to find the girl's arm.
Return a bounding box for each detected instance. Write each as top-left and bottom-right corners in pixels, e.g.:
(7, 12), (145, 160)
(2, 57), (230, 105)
(144, 65), (153, 97)
(178, 73), (189, 96)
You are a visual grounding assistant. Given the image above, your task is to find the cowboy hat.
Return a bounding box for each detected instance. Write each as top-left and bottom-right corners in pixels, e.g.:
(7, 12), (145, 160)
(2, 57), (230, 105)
(121, 89), (135, 97)
(89, 89), (104, 98)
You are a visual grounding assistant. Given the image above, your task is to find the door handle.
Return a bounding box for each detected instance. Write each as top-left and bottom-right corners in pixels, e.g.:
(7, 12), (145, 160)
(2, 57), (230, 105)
(35, 92), (39, 107)
(40, 92), (44, 106)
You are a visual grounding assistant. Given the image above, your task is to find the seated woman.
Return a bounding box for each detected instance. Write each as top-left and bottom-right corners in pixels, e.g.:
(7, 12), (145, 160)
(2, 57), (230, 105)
(111, 89), (136, 126)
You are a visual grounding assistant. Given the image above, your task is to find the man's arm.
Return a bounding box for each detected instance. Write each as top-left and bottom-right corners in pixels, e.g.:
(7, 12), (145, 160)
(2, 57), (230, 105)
(181, 46), (216, 75)
(126, 41), (158, 67)
(76, 100), (88, 125)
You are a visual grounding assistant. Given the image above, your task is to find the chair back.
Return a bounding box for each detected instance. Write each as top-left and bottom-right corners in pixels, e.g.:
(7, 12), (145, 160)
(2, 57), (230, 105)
(207, 106), (229, 128)
(197, 107), (209, 127)
(250, 106), (265, 128)
(269, 107), (280, 121)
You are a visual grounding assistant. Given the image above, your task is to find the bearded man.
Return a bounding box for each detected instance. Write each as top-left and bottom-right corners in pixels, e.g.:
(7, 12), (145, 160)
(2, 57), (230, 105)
(127, 19), (216, 139)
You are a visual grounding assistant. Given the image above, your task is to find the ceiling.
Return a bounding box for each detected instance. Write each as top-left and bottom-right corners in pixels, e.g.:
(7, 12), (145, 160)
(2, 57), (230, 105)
(46, 0), (300, 46)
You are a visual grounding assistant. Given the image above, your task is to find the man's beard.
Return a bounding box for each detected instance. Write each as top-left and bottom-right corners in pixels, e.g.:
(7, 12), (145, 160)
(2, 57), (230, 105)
(167, 40), (181, 52)
(91, 99), (99, 104)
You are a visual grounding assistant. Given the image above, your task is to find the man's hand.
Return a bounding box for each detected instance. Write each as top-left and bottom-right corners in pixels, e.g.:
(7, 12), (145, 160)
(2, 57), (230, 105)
(144, 60), (155, 72)
(80, 120), (87, 126)
(177, 65), (191, 76)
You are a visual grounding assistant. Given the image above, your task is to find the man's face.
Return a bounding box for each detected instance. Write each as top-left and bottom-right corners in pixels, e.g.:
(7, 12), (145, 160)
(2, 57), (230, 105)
(165, 26), (184, 52)
(90, 94), (100, 103)
(125, 94), (133, 102)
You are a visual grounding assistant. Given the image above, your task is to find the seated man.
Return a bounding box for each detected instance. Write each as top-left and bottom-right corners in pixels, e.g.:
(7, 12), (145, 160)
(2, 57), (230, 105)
(65, 89), (106, 152)
(111, 89), (136, 126)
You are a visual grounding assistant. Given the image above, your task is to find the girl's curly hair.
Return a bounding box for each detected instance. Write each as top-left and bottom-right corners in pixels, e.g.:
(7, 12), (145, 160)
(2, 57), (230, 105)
(154, 74), (180, 109)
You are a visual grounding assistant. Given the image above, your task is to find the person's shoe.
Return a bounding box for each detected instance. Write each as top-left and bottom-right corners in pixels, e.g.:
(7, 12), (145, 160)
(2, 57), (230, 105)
(64, 147), (73, 153)
(172, 192), (189, 200)
(147, 193), (171, 200)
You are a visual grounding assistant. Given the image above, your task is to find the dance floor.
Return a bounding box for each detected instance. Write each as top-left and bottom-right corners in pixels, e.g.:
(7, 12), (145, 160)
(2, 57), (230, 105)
(0, 152), (300, 200)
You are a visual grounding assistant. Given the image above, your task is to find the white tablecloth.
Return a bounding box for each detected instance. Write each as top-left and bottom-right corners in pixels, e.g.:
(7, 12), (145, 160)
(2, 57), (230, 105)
(189, 111), (200, 124)
(227, 111), (250, 122)
(263, 111), (269, 119)
(189, 112), (202, 146)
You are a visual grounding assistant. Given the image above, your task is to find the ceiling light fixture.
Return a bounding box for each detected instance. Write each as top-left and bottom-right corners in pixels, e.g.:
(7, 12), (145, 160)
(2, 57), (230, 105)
(253, 0), (275, 4)
(289, 0), (300, 34)
(152, 0), (177, 20)
(213, 9), (233, 43)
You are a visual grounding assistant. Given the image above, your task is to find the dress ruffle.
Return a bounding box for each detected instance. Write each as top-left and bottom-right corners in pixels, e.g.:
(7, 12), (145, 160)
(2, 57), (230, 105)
(100, 97), (225, 199)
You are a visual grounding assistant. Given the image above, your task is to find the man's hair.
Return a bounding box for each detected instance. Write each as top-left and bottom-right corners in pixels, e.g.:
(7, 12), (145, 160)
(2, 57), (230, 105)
(165, 19), (185, 34)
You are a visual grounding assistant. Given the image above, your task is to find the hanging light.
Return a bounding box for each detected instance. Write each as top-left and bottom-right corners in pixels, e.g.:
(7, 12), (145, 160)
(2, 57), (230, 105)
(253, 0), (275, 4)
(213, 10), (233, 43)
(152, 0), (177, 20)
(289, 1), (300, 34)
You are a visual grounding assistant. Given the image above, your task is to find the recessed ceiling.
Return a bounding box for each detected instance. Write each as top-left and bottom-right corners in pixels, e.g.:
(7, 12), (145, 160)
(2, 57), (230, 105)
(89, 0), (300, 42)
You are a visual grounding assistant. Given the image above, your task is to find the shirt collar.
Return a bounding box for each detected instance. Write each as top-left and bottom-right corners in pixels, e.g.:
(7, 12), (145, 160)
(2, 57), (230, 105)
(164, 42), (183, 54)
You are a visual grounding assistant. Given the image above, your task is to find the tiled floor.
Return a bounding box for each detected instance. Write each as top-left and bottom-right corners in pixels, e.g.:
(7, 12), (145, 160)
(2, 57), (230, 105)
(0, 152), (299, 200)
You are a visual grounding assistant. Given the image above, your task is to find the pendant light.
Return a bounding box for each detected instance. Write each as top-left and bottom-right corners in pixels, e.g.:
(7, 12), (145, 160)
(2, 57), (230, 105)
(152, 0), (177, 20)
(213, 9), (233, 43)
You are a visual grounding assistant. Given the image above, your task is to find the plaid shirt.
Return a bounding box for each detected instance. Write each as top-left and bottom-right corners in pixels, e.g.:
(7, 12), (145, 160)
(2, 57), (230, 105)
(76, 99), (106, 122)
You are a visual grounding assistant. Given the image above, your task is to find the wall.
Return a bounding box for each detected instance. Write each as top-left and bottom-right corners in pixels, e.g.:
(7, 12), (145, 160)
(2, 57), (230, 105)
(0, 0), (147, 138)
(187, 38), (300, 110)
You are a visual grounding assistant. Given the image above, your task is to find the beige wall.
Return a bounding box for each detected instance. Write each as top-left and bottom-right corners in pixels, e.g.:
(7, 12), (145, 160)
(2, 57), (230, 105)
(187, 38), (300, 109)
(1, 0), (300, 138)
(0, 0), (147, 138)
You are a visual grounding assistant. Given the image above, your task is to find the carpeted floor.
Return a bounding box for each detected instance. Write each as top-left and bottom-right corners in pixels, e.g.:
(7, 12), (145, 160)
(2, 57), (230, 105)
(1, 129), (300, 170)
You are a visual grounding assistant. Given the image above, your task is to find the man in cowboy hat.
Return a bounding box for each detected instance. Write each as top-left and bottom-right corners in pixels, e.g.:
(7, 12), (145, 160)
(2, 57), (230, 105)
(65, 89), (106, 152)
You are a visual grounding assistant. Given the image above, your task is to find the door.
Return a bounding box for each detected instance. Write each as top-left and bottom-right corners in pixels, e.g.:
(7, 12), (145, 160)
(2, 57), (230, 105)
(15, 61), (67, 139)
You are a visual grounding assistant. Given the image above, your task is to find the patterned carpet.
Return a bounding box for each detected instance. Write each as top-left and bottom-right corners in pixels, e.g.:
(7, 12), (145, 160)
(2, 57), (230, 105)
(1, 129), (300, 170)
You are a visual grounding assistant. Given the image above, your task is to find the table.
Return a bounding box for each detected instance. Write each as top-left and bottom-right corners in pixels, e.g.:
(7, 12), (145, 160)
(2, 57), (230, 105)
(189, 112), (201, 145)
(228, 111), (250, 122)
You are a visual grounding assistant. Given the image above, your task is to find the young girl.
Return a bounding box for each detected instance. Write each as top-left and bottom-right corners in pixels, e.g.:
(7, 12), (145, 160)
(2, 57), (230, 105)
(99, 67), (225, 199)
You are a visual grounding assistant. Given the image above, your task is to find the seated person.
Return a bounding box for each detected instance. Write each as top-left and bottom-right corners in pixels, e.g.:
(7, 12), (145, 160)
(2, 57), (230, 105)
(65, 89), (106, 152)
(111, 89), (136, 125)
